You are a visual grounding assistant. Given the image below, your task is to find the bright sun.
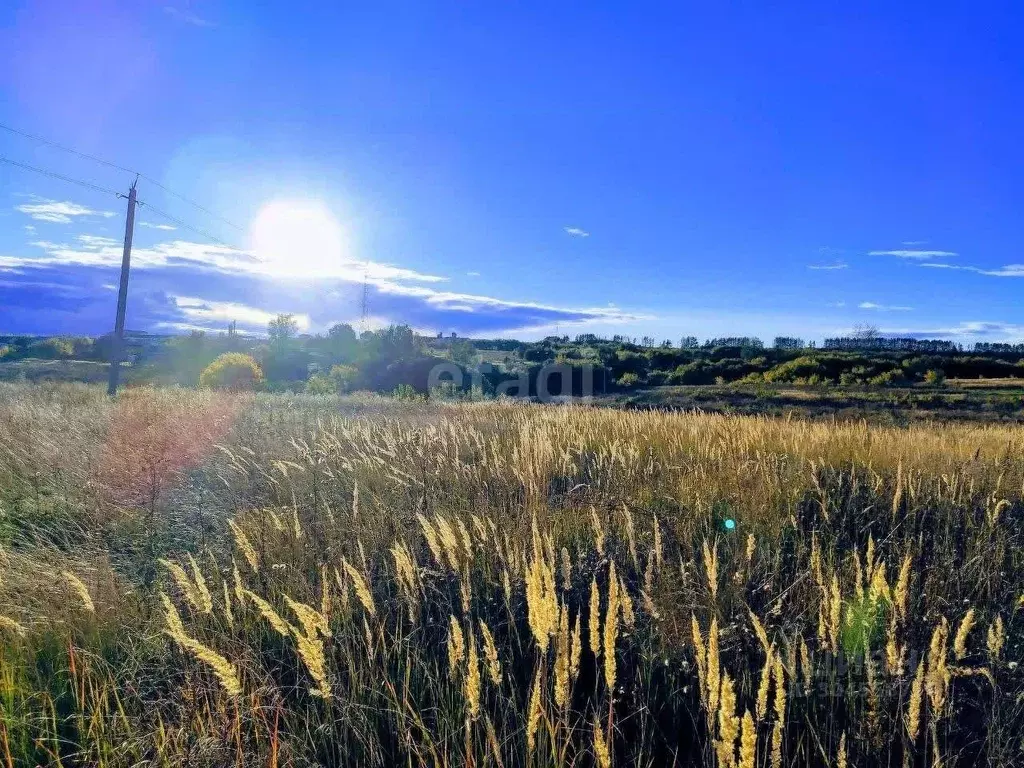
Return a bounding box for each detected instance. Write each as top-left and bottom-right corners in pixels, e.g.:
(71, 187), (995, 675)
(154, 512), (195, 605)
(249, 199), (347, 277)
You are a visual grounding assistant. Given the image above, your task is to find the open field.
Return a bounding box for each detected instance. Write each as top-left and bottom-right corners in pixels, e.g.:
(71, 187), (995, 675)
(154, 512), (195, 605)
(948, 378), (1024, 390)
(618, 384), (1024, 425)
(0, 359), (115, 384)
(1, 382), (1023, 766)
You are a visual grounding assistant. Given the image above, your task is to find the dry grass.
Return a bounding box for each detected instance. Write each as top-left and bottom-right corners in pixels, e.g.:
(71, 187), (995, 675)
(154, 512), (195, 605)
(0, 382), (1023, 766)
(947, 377), (1024, 389)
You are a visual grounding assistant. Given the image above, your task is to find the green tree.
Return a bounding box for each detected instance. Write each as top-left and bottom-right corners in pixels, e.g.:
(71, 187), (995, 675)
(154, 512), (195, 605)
(199, 353), (264, 390)
(27, 337), (74, 359)
(324, 323), (358, 363)
(358, 325), (419, 365)
(268, 314), (300, 346)
(449, 338), (477, 366)
(923, 368), (946, 386)
(329, 364), (359, 392)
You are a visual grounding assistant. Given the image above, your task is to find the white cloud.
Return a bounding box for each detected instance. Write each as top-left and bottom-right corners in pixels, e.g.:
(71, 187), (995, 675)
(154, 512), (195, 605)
(3, 230), (649, 336)
(24, 225), (35, 233)
(466, 271), (481, 277)
(163, 4), (214, 27)
(2, 238), (447, 284)
(139, 221), (177, 231)
(370, 279), (648, 324)
(564, 226), (590, 238)
(868, 249), (957, 260)
(15, 200), (116, 224)
(980, 264), (1024, 277)
(919, 262), (1024, 277)
(77, 234), (120, 249)
(902, 240), (928, 246)
(167, 296), (310, 332)
(878, 321), (1024, 342)
(808, 262), (848, 270)
(859, 302), (913, 311)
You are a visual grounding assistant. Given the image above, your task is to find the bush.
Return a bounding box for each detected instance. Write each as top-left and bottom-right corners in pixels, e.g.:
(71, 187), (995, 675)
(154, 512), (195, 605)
(199, 353), (264, 391)
(616, 372), (641, 388)
(668, 361), (712, 385)
(27, 337), (74, 359)
(923, 368), (946, 386)
(764, 356), (825, 383)
(304, 373), (336, 395)
(329, 364), (359, 393)
(868, 368), (907, 387)
(392, 383), (423, 401)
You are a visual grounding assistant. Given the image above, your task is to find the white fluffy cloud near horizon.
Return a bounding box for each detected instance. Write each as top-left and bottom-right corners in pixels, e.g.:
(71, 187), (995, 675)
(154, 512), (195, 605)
(1, 221), (649, 336)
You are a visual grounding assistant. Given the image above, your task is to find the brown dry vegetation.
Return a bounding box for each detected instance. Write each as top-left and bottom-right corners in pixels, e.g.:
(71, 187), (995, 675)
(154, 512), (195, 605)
(1, 381), (1023, 766)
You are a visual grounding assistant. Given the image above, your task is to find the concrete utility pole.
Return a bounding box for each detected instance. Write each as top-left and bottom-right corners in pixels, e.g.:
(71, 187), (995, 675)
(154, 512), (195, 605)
(107, 177), (138, 396)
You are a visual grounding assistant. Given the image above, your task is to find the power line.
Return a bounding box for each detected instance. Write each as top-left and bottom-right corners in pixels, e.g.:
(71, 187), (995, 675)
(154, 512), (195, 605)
(0, 155), (124, 198)
(2, 150), (242, 251)
(0, 121), (245, 232)
(135, 200), (242, 250)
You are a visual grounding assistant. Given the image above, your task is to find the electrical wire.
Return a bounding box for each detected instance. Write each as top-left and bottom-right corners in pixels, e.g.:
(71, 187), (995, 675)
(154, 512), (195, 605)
(0, 155), (124, 197)
(0, 152), (242, 250)
(0, 121), (245, 232)
(135, 200), (243, 250)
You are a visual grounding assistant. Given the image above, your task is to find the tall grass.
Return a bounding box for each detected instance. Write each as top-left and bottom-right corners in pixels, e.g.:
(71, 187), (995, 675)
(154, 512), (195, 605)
(0, 382), (1022, 766)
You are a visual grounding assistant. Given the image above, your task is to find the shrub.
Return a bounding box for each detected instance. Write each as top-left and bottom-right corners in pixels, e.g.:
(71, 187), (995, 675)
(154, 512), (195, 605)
(392, 383), (422, 401)
(198, 353), (264, 391)
(924, 368), (946, 386)
(616, 372), (641, 388)
(304, 373), (335, 395)
(668, 361), (712, 385)
(27, 337), (74, 359)
(329, 364), (359, 393)
(764, 356), (824, 383)
(868, 368), (907, 387)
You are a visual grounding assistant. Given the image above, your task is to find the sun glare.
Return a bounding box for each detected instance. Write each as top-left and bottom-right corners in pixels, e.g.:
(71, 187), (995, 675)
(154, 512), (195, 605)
(249, 199), (347, 277)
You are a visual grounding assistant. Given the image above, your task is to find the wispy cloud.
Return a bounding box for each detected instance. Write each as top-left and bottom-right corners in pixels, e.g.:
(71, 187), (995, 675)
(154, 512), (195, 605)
(76, 234), (120, 249)
(859, 301), (913, 311)
(139, 221), (177, 231)
(919, 262), (1024, 277)
(902, 240), (928, 246)
(163, 4), (214, 27)
(869, 249), (957, 260)
(808, 262), (848, 270)
(15, 199), (116, 224)
(564, 226), (590, 238)
(466, 271), (481, 277)
(878, 321), (1024, 342)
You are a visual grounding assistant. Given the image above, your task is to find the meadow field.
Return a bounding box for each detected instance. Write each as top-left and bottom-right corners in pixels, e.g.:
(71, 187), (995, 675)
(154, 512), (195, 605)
(1, 382), (1023, 766)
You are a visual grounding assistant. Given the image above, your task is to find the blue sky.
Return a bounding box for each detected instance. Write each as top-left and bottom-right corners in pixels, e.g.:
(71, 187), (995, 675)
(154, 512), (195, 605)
(2, 1), (1023, 342)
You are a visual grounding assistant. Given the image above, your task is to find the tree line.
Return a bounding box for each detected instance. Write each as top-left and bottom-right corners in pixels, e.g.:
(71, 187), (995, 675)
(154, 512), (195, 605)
(2, 322), (1024, 393)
